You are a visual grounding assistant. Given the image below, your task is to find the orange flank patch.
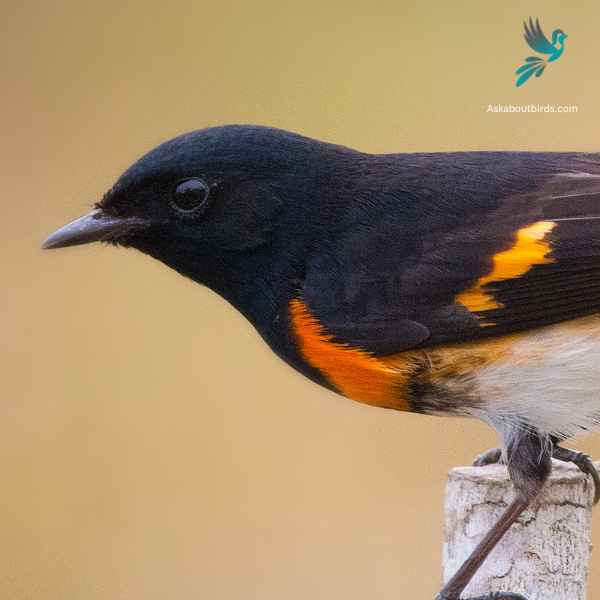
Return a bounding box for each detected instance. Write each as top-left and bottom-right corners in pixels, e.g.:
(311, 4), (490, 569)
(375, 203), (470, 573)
(288, 299), (411, 410)
(456, 221), (556, 317)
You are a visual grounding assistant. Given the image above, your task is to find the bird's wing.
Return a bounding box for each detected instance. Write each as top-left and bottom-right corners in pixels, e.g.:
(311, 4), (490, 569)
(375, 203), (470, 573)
(299, 153), (600, 356)
(523, 18), (555, 55)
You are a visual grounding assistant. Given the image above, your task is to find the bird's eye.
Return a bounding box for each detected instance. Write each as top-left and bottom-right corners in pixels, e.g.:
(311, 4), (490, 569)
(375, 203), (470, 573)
(171, 178), (210, 214)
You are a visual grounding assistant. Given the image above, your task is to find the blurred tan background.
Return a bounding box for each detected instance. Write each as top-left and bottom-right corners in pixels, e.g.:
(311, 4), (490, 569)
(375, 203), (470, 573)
(3, 1), (600, 598)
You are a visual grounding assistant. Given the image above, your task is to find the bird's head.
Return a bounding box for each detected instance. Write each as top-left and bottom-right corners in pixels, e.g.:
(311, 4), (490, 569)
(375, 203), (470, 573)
(552, 29), (567, 46)
(42, 125), (355, 316)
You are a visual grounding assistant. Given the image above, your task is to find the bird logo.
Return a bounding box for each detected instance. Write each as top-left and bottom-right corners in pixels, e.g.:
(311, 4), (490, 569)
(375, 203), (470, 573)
(515, 18), (567, 87)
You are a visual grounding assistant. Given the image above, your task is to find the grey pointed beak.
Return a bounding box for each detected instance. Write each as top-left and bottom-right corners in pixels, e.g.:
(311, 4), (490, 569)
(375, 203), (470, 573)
(42, 209), (149, 250)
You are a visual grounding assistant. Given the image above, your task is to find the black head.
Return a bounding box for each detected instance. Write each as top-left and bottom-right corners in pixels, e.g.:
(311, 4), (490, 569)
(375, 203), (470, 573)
(42, 125), (358, 327)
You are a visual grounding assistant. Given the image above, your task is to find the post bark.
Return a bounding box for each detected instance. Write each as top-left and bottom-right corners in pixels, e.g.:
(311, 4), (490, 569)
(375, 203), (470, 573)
(442, 460), (595, 600)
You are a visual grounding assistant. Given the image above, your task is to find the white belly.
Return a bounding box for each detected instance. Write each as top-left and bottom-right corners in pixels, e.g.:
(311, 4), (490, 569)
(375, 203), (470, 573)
(473, 315), (600, 440)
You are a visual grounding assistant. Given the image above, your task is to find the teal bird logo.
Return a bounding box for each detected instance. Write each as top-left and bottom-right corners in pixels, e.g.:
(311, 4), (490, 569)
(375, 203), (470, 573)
(515, 18), (568, 87)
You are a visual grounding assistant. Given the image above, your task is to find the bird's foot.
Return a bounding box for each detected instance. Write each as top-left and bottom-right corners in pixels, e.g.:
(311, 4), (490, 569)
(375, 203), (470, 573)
(553, 445), (600, 505)
(473, 445), (599, 504)
(436, 593), (527, 600)
(472, 447), (503, 467)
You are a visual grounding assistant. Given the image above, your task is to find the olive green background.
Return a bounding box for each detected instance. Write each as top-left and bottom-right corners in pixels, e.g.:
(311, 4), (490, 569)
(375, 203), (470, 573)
(3, 1), (600, 598)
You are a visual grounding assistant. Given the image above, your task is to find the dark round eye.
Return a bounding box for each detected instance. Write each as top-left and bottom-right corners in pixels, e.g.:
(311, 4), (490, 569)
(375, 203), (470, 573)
(171, 178), (210, 214)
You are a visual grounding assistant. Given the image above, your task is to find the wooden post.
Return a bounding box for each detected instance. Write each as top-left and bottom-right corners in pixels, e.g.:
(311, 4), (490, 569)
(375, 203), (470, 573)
(442, 460), (595, 600)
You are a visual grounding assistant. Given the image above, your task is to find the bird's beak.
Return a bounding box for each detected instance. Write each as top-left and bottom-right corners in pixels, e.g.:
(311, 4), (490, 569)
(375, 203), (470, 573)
(41, 209), (149, 250)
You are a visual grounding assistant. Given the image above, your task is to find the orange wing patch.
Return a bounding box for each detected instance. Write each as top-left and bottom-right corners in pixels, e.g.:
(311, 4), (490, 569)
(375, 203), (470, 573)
(456, 221), (556, 319)
(289, 299), (411, 410)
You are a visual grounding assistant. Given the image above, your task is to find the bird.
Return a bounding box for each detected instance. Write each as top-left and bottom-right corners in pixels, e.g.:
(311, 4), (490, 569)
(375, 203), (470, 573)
(515, 18), (567, 87)
(42, 125), (600, 600)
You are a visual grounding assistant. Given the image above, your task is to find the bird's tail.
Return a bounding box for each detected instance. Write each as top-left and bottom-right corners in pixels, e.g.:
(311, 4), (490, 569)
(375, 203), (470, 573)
(515, 56), (546, 87)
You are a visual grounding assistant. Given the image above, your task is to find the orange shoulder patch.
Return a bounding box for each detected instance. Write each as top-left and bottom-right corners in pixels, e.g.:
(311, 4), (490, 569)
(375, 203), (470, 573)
(456, 220), (556, 318)
(288, 298), (411, 410)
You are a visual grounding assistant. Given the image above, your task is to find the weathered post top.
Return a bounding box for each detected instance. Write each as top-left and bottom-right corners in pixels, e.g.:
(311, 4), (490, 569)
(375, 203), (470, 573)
(443, 460), (595, 600)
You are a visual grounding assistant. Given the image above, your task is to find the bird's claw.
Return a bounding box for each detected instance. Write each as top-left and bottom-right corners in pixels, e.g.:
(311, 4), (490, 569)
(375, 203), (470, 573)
(552, 446), (600, 505)
(573, 454), (600, 505)
(472, 447), (503, 467)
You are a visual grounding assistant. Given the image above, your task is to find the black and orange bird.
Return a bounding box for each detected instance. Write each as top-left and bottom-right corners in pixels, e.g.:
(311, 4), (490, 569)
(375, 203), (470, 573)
(43, 125), (600, 600)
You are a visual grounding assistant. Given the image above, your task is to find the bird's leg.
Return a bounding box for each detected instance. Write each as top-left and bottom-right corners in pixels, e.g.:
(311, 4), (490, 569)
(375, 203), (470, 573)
(552, 445), (600, 505)
(473, 447), (503, 467)
(435, 429), (551, 600)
